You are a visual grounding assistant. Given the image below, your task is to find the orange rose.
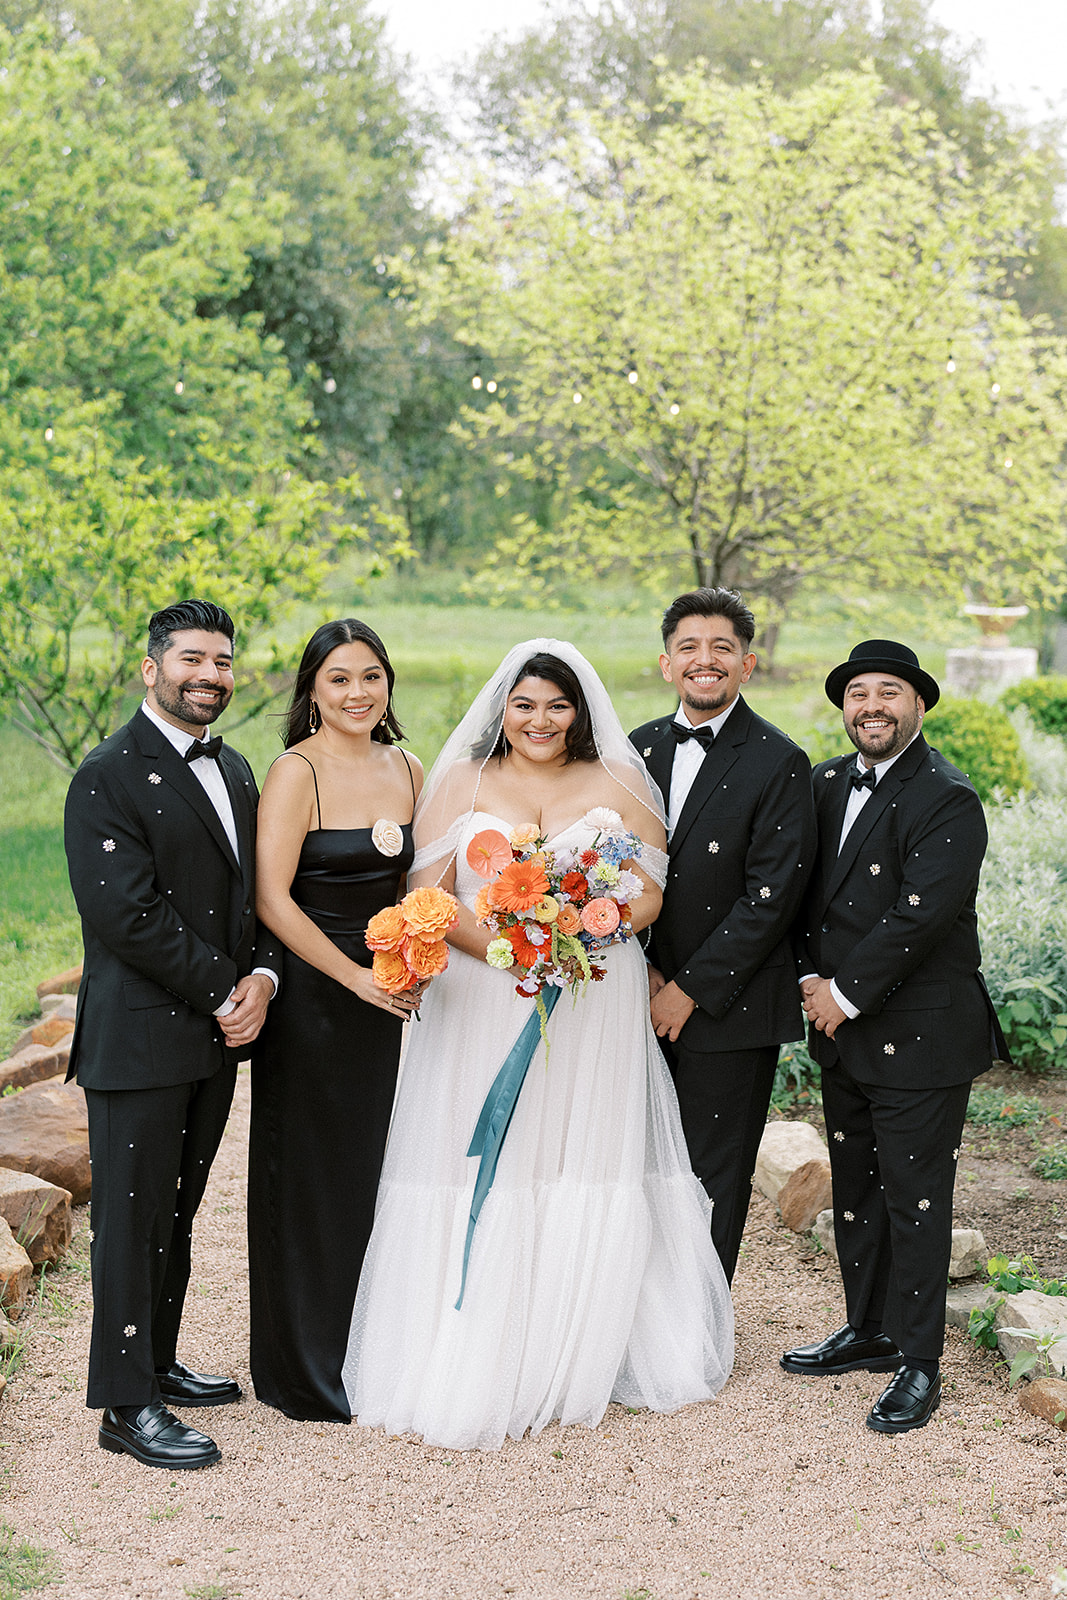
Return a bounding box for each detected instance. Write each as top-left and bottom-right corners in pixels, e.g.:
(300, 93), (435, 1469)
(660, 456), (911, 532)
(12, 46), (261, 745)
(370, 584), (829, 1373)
(473, 884), (494, 922)
(365, 904), (407, 952)
(466, 829), (513, 879)
(556, 903), (582, 936)
(403, 936), (449, 980)
(401, 885), (459, 940)
(372, 948), (414, 995)
(487, 858), (550, 913)
(580, 898), (621, 938)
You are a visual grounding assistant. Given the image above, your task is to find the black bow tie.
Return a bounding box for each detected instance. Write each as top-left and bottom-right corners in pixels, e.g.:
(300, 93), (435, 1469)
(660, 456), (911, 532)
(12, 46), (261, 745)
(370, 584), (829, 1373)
(670, 721), (715, 749)
(184, 735), (223, 763)
(849, 765), (877, 792)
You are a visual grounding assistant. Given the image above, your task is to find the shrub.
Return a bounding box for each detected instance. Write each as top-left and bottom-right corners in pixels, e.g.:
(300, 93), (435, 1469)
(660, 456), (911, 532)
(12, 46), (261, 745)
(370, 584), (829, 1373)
(978, 797), (1067, 1072)
(1006, 708), (1067, 801)
(771, 1041), (821, 1111)
(965, 1086), (1046, 1128)
(923, 696), (1028, 801)
(1002, 676), (1067, 739)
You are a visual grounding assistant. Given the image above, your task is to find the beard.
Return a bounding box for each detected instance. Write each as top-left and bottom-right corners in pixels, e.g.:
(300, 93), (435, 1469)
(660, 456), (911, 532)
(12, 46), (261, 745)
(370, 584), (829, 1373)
(152, 671), (231, 727)
(845, 705), (922, 763)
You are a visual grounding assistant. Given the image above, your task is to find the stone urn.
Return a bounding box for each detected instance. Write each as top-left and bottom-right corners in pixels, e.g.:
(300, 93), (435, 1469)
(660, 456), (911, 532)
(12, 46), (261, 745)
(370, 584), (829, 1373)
(946, 605), (1036, 695)
(962, 604), (1029, 647)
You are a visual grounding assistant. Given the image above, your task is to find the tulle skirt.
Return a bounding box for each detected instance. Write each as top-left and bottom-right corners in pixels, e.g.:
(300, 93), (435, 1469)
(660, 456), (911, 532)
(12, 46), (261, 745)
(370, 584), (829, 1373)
(342, 926), (734, 1450)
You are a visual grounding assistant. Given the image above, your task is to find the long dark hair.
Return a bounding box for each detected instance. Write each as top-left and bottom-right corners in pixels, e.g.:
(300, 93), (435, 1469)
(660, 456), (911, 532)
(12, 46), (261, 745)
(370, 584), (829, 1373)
(284, 619), (404, 748)
(472, 651), (597, 764)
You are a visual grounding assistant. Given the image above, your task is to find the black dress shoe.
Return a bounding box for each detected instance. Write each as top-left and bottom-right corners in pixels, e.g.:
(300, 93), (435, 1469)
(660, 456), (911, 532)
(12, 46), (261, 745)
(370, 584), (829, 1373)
(867, 1366), (941, 1434)
(156, 1360), (242, 1408)
(780, 1323), (902, 1375)
(99, 1403), (221, 1470)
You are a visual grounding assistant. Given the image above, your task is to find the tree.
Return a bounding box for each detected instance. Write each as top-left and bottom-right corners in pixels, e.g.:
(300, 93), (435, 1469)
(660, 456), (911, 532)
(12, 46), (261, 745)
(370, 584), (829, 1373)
(408, 69), (1067, 633)
(0, 24), (406, 767)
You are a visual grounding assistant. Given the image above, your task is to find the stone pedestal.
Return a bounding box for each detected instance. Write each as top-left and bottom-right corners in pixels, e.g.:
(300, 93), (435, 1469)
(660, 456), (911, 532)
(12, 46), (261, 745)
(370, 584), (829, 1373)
(944, 646), (1038, 697)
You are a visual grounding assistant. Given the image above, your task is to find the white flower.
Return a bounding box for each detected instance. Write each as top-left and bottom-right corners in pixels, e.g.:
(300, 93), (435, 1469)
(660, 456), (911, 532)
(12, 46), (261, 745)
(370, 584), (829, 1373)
(759, 886), (771, 899)
(102, 839), (116, 852)
(908, 894), (921, 906)
(918, 1199), (930, 1211)
(842, 1211), (855, 1222)
(371, 819), (404, 857)
(148, 772), (162, 785)
(614, 869), (644, 902)
(592, 861), (621, 887)
(883, 1043), (895, 1055)
(952, 1148), (960, 1161)
(123, 1324), (137, 1337)
(642, 747), (652, 758)
(869, 863), (881, 876)
(88, 1229), (95, 1242)
(584, 807), (624, 834)
(824, 769), (837, 779)
(708, 841), (720, 854)
(833, 1131), (844, 1143)
(486, 939), (515, 970)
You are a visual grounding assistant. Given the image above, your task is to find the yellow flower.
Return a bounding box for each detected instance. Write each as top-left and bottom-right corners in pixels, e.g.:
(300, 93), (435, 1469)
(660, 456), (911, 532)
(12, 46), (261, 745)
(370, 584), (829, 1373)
(509, 823), (542, 849)
(533, 895), (560, 923)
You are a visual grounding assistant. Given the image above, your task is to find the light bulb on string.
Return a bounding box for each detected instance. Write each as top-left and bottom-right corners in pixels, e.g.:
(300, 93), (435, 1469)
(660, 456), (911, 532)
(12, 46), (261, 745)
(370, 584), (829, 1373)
(486, 380), (497, 393)
(945, 354), (956, 374)
(627, 369), (638, 385)
(44, 426), (54, 442)
(991, 382), (1000, 396)
(1004, 456), (1013, 470)
(175, 377), (184, 395)
(323, 377), (337, 394)
(669, 403), (680, 415)
(572, 390), (583, 404)
(471, 374), (483, 390)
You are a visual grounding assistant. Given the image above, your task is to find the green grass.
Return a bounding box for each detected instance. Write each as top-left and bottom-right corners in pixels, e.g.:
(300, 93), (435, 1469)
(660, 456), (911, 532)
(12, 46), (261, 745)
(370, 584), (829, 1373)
(0, 1520), (58, 1595)
(0, 587), (970, 1047)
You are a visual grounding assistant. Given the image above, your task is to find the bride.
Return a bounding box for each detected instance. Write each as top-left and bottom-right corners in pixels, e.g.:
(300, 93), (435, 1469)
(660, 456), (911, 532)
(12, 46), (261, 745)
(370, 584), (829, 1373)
(342, 640), (733, 1449)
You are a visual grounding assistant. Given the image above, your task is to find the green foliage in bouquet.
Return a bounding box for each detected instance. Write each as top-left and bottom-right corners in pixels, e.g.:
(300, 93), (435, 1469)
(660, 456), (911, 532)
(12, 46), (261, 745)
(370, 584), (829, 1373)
(922, 697), (1028, 801)
(1002, 677), (1067, 740)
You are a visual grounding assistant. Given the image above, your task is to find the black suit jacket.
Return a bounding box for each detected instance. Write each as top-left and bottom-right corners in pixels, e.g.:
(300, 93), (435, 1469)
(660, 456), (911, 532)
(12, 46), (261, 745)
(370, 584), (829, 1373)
(795, 735), (1006, 1089)
(630, 697), (816, 1051)
(64, 708), (282, 1091)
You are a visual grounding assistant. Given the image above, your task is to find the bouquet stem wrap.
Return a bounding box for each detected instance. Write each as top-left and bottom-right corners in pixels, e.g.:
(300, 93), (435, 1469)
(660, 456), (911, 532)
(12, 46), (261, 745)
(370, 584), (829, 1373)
(455, 985), (561, 1310)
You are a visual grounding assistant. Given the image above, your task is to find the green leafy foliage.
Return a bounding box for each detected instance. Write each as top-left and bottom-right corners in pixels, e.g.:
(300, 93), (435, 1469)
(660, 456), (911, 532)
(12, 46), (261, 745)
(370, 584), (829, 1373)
(770, 1041), (821, 1112)
(967, 1299), (1002, 1351)
(1002, 677), (1067, 740)
(966, 1087), (1047, 1129)
(984, 1253), (1067, 1296)
(922, 698), (1028, 801)
(1031, 1145), (1067, 1181)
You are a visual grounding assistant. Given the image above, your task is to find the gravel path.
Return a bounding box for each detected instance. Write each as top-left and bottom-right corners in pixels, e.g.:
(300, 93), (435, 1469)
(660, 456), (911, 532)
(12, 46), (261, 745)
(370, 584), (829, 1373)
(4, 1069), (1065, 1600)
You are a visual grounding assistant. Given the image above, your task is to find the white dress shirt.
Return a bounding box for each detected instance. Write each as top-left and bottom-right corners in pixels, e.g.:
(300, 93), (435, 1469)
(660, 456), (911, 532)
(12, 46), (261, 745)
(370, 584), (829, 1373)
(141, 701), (277, 1012)
(667, 698), (739, 837)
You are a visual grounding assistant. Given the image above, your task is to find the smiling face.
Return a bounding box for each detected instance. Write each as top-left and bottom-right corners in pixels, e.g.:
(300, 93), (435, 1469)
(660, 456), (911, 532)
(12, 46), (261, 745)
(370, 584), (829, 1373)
(141, 629), (234, 734)
(842, 672), (924, 765)
(312, 642), (389, 738)
(502, 677), (577, 765)
(660, 613), (756, 722)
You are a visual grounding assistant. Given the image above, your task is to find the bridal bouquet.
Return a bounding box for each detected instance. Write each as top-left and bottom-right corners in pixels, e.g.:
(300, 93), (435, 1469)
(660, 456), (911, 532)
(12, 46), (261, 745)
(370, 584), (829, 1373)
(466, 808), (645, 1002)
(365, 885), (460, 998)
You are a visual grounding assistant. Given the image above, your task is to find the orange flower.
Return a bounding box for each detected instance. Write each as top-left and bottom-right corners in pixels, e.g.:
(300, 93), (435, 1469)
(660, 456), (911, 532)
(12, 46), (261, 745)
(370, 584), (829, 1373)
(365, 904), (407, 952)
(403, 936), (449, 980)
(506, 924), (543, 969)
(401, 885), (459, 939)
(372, 948), (414, 995)
(556, 903), (582, 936)
(561, 871), (588, 899)
(508, 823), (542, 849)
(473, 884), (494, 922)
(488, 858), (550, 912)
(466, 829), (513, 879)
(580, 898), (621, 937)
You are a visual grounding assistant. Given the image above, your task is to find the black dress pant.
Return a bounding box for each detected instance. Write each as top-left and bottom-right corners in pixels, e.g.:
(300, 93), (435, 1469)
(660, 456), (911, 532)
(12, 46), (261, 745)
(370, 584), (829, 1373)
(667, 1039), (780, 1284)
(820, 1058), (970, 1361)
(84, 1064), (237, 1410)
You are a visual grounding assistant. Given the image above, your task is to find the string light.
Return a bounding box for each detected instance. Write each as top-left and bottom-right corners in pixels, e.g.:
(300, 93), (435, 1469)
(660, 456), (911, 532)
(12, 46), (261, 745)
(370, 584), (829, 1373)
(572, 391), (582, 404)
(1004, 456), (1013, 469)
(669, 403), (680, 415)
(991, 383), (1000, 395)
(471, 374), (483, 390)
(627, 369), (638, 385)
(174, 378), (184, 394)
(486, 380), (498, 393)
(44, 426), (53, 442)
(323, 377), (337, 394)
(945, 355), (956, 374)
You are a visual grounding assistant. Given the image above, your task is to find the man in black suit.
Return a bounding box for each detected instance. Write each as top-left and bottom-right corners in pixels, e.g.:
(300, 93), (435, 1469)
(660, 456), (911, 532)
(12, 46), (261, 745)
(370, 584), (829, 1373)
(65, 600), (281, 1470)
(782, 640), (1007, 1433)
(631, 588), (816, 1282)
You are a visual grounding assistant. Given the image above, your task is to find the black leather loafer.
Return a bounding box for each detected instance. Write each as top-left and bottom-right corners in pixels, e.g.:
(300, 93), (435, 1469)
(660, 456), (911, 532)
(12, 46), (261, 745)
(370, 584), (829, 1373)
(99, 1403), (221, 1469)
(156, 1360), (242, 1408)
(867, 1366), (941, 1433)
(780, 1323), (902, 1375)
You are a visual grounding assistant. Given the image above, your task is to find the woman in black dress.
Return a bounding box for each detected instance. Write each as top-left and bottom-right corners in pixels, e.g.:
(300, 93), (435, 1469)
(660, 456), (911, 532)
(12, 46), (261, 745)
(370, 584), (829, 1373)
(248, 619), (423, 1421)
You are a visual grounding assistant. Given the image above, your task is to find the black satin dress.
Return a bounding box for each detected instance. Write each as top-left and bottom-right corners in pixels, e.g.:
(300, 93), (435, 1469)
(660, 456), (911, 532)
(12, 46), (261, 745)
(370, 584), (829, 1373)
(248, 782), (414, 1422)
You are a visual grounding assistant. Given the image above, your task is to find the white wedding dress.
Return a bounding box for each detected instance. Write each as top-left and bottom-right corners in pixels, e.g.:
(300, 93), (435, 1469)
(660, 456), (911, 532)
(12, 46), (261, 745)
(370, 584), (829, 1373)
(342, 812), (734, 1450)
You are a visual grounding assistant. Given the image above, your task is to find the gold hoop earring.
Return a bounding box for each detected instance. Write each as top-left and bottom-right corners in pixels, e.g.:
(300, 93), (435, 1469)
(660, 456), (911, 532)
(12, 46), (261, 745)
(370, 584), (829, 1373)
(309, 700), (320, 734)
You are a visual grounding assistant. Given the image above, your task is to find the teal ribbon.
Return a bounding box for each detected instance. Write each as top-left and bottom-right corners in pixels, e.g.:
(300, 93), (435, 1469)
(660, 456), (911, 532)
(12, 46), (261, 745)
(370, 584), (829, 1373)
(455, 984), (561, 1310)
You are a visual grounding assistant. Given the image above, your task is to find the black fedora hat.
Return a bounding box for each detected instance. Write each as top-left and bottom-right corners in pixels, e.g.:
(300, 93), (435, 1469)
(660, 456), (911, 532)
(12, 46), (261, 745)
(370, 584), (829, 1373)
(824, 640), (940, 709)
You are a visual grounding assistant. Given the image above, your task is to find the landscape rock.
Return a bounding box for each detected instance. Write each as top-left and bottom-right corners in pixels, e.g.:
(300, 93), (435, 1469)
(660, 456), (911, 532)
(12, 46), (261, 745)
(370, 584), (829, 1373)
(0, 1217), (34, 1320)
(949, 1228), (988, 1280)
(994, 1290), (1067, 1378)
(813, 1209), (837, 1259)
(37, 995), (77, 1023)
(0, 1041), (71, 1095)
(11, 1016), (75, 1056)
(945, 1282), (997, 1330)
(754, 1121), (828, 1202)
(36, 965), (82, 999)
(0, 1080), (90, 1203)
(779, 1159), (834, 1232)
(1018, 1377), (1067, 1429)
(0, 1169), (73, 1266)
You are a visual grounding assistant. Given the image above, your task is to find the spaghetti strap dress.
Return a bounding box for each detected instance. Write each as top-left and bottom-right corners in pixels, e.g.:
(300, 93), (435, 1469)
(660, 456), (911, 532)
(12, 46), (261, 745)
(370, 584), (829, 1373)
(247, 751), (415, 1421)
